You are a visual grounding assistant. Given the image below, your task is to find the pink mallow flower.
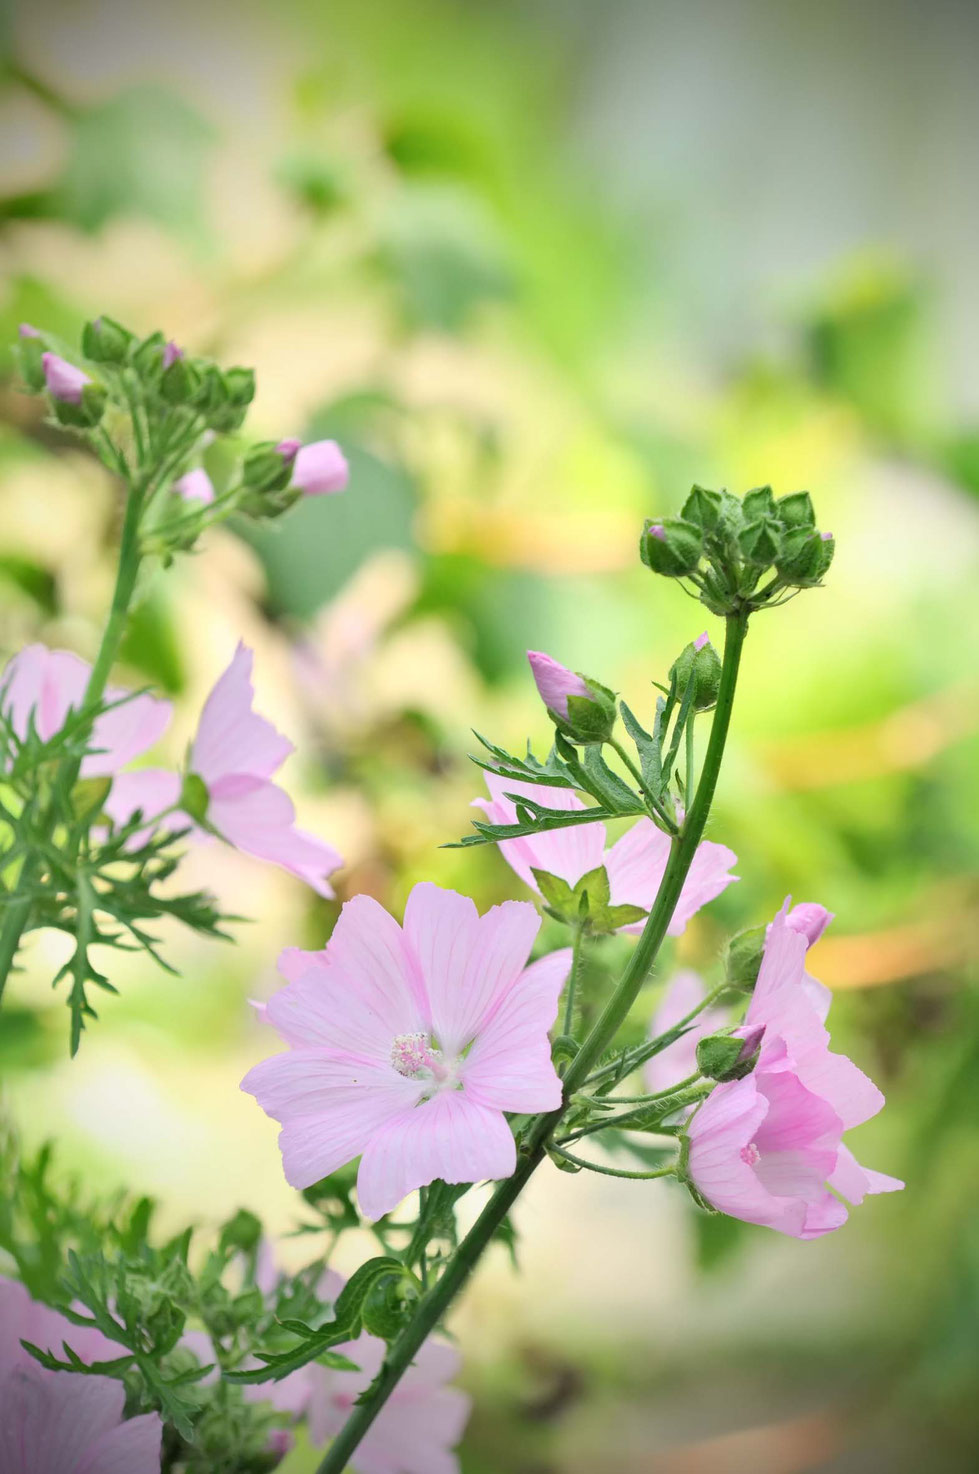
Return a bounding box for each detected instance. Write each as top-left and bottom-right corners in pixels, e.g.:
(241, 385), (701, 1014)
(644, 970), (727, 1094)
(290, 439), (349, 496)
(0, 1277), (162, 1474)
(475, 772), (737, 936)
(308, 1328), (470, 1474)
(185, 642), (343, 896)
(526, 649), (590, 720)
(685, 901), (903, 1239)
(1, 643), (171, 786)
(242, 882), (570, 1219)
(41, 352), (90, 404)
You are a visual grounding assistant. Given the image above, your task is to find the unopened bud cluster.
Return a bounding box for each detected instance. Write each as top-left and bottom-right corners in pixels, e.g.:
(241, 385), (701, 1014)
(14, 315), (348, 549)
(640, 484), (834, 614)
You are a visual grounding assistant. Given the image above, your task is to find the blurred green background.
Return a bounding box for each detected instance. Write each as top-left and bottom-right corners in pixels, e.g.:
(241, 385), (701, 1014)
(1, 1), (978, 1470)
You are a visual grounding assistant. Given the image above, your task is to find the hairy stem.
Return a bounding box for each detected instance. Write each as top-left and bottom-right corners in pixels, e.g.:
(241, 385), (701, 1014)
(314, 607), (749, 1474)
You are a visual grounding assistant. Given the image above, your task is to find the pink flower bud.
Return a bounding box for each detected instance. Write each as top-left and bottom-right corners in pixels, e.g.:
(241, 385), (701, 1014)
(693, 630), (710, 650)
(649, 523), (666, 540)
(527, 650), (590, 721)
(786, 902), (834, 948)
(162, 340), (183, 369)
(173, 468), (215, 504)
(41, 352), (91, 405)
(291, 439), (349, 496)
(18, 322), (40, 339)
(275, 437), (301, 465)
(265, 1428), (295, 1461)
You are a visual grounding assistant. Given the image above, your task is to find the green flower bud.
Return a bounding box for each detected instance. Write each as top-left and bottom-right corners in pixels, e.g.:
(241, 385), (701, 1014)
(738, 517), (781, 565)
(724, 924), (767, 991)
(160, 354), (202, 405)
(741, 484), (776, 522)
(224, 366), (256, 407)
(640, 518), (702, 576)
(52, 382), (107, 429)
(242, 440), (296, 495)
(696, 1025), (764, 1082)
(776, 490), (815, 529)
(361, 1272), (421, 1339)
(81, 315), (133, 364)
(131, 331), (167, 381)
(776, 527), (834, 585)
(670, 632), (722, 711)
(681, 484), (724, 530)
(15, 333), (46, 392)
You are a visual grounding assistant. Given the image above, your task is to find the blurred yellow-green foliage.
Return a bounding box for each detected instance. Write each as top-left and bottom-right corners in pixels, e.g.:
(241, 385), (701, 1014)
(1, 1), (978, 1470)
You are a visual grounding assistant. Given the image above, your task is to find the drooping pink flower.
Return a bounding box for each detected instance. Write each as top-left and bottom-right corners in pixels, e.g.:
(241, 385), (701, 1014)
(0, 1277), (162, 1474)
(41, 352), (91, 404)
(173, 467), (215, 504)
(242, 882), (570, 1219)
(475, 772), (737, 936)
(685, 901), (902, 1238)
(1, 644), (171, 781)
(187, 643), (343, 896)
(290, 439), (349, 496)
(526, 650), (590, 721)
(644, 971), (726, 1094)
(307, 1329), (470, 1474)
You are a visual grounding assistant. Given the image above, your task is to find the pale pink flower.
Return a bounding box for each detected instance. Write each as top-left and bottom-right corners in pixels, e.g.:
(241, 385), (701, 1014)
(173, 467), (215, 504)
(19, 323), (41, 339)
(291, 439), (349, 496)
(307, 1331), (470, 1474)
(475, 772), (737, 935)
(41, 352), (90, 404)
(685, 901), (902, 1238)
(242, 882), (570, 1219)
(0, 1277), (162, 1474)
(1, 644), (171, 786)
(526, 650), (590, 720)
(644, 970), (726, 1094)
(187, 643), (343, 896)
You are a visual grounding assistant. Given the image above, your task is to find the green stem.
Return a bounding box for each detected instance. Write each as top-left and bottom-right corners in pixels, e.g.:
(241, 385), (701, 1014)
(313, 607), (749, 1474)
(549, 1144), (678, 1179)
(586, 982), (729, 1090)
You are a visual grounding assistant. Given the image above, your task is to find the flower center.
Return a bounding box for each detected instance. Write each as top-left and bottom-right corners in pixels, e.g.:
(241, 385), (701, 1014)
(740, 1141), (761, 1167)
(390, 1032), (459, 1092)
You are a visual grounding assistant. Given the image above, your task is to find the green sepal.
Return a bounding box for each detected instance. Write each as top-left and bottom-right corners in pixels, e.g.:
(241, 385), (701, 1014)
(179, 772), (209, 824)
(681, 484), (724, 530)
(69, 776), (112, 822)
(776, 490), (815, 529)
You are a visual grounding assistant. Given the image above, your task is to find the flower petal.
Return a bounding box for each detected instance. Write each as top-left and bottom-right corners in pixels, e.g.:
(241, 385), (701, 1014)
(356, 1093), (516, 1220)
(462, 948), (569, 1112)
(84, 686), (171, 778)
(207, 775), (342, 897)
(474, 774), (603, 892)
(402, 882), (480, 1040)
(431, 897), (540, 1056)
(275, 1075), (420, 1191)
(829, 1143), (904, 1204)
(191, 643), (293, 783)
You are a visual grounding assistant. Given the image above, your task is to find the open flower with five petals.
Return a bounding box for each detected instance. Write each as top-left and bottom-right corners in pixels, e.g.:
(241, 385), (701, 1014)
(242, 882), (570, 1219)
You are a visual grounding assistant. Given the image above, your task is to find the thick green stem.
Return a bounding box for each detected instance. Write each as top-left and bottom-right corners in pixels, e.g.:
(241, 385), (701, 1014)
(314, 608), (749, 1474)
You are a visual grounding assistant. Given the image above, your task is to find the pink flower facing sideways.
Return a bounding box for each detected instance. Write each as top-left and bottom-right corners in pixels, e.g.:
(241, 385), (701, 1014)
(0, 1277), (162, 1474)
(475, 771), (737, 936)
(1, 645), (172, 821)
(0, 642), (342, 896)
(685, 901), (903, 1239)
(243, 882), (571, 1220)
(184, 642), (343, 896)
